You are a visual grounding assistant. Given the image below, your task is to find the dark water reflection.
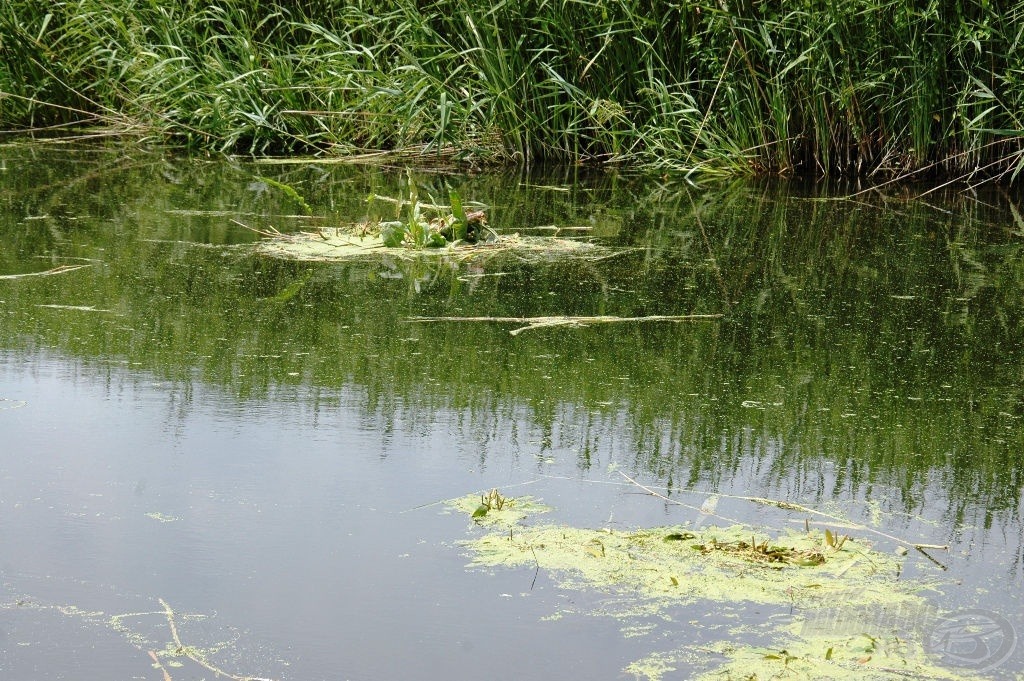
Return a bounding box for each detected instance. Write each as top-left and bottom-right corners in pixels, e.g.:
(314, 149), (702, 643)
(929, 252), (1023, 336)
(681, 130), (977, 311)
(1, 143), (1022, 678)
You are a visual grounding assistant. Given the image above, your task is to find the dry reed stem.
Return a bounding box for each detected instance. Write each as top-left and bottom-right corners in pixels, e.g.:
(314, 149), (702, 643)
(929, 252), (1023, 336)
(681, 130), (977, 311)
(405, 313), (723, 336)
(0, 264), (92, 280)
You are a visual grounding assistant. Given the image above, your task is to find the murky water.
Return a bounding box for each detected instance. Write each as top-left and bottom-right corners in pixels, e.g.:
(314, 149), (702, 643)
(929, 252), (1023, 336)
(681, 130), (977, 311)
(1, 143), (1022, 679)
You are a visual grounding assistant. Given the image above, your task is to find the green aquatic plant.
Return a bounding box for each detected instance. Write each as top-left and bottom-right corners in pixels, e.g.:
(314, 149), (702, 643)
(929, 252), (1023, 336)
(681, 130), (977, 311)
(369, 173), (491, 249)
(472, 488), (507, 518)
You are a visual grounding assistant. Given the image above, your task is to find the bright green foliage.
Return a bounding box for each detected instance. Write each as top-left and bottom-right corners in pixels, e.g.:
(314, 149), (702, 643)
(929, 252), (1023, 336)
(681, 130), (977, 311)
(367, 179), (487, 248)
(448, 190), (468, 242)
(1, 0), (1022, 179)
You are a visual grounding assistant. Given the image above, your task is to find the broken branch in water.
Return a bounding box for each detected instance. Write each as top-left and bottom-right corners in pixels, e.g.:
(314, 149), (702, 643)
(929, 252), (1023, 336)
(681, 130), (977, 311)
(405, 313), (723, 336)
(158, 599), (276, 681)
(0, 264), (92, 280)
(148, 650), (173, 681)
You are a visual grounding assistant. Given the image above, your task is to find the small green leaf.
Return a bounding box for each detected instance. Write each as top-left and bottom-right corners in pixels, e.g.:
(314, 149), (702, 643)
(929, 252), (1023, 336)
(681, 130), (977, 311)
(425, 232), (447, 248)
(449, 189), (467, 223)
(825, 528), (835, 547)
(825, 647), (834, 661)
(449, 189), (468, 241)
(380, 222), (406, 248)
(472, 504), (489, 518)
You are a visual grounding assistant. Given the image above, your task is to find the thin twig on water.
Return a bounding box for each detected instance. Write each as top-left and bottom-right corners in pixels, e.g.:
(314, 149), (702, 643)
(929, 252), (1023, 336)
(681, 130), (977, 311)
(158, 599), (276, 681)
(148, 650), (173, 681)
(0, 264), (93, 280)
(231, 218), (282, 238)
(405, 313), (723, 336)
(614, 471), (745, 526)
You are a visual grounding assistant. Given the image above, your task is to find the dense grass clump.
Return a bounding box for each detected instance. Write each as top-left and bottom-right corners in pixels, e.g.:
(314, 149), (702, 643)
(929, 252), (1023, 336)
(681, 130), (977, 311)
(1, 0), (1022, 180)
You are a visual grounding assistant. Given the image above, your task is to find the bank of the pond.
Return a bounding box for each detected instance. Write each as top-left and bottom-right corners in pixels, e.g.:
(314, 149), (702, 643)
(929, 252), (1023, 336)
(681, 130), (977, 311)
(2, 1), (1022, 181)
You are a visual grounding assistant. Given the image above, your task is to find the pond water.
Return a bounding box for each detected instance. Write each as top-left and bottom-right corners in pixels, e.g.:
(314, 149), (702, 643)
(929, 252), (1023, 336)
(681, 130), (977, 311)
(1, 143), (1022, 680)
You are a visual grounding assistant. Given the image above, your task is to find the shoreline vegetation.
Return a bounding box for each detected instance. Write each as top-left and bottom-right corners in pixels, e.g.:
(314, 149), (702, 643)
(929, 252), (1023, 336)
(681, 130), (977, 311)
(1, 1), (1022, 182)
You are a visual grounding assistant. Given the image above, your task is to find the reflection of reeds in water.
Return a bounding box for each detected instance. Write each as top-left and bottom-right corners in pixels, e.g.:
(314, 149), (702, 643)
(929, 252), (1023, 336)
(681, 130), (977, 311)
(1, 148), (1023, 525)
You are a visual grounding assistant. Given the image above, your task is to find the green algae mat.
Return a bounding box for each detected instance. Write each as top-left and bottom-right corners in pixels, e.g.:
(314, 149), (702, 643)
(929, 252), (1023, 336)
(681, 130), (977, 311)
(447, 491), (984, 681)
(253, 226), (609, 264)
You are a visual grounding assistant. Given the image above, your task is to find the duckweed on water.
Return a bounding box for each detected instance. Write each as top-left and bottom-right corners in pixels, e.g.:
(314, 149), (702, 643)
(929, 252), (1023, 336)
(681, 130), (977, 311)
(253, 227), (606, 264)
(251, 180), (611, 264)
(448, 493), (977, 680)
(3, 597), (274, 681)
(465, 522), (912, 611)
(145, 512), (180, 523)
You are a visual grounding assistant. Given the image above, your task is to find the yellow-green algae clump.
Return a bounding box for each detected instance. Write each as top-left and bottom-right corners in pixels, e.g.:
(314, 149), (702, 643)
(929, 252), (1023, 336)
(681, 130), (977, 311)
(448, 493), (979, 681)
(255, 227), (605, 264)
(447, 489), (551, 527)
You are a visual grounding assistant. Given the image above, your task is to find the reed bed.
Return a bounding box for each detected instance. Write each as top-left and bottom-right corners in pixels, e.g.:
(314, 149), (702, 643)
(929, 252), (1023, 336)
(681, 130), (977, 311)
(2, 0), (1022, 181)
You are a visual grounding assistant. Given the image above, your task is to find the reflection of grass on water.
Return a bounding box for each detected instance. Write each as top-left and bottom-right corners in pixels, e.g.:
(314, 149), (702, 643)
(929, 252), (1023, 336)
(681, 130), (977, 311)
(2, 148), (1023, 530)
(449, 491), (973, 681)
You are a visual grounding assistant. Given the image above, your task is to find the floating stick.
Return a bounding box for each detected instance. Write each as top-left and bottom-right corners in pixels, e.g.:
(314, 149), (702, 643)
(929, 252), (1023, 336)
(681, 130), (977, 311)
(406, 313), (723, 336)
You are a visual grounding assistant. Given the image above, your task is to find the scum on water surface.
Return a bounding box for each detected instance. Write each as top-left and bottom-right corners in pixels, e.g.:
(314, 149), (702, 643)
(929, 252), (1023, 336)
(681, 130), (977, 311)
(446, 493), (981, 681)
(253, 226), (611, 264)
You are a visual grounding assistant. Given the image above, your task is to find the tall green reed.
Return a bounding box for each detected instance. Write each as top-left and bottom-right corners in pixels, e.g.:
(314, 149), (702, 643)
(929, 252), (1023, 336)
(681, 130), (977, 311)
(1, 0), (1021, 180)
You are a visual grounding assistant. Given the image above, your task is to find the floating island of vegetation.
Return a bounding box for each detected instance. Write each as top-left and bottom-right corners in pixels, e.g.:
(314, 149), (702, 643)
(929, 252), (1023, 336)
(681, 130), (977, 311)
(447, 490), (979, 681)
(252, 188), (610, 264)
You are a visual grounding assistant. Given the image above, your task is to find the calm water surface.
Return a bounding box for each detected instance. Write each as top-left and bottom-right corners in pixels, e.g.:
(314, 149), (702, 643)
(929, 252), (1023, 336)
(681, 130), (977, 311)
(1, 144), (1022, 679)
